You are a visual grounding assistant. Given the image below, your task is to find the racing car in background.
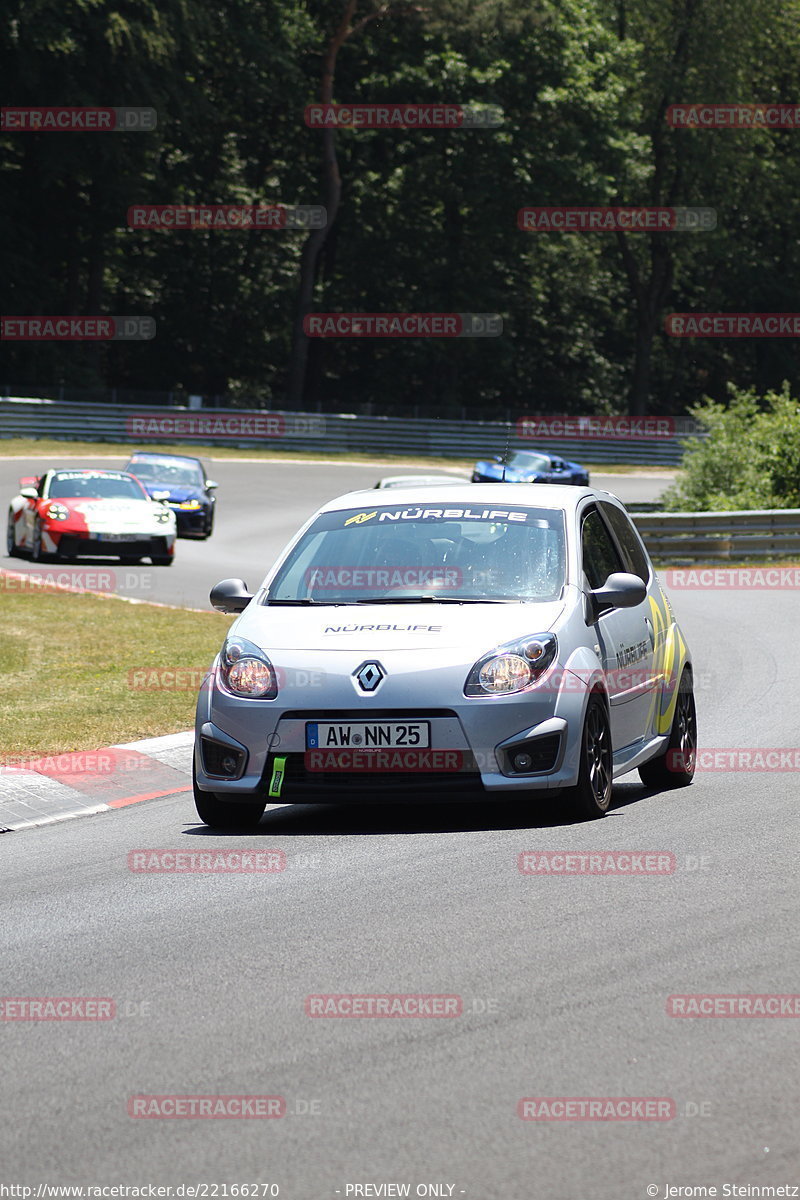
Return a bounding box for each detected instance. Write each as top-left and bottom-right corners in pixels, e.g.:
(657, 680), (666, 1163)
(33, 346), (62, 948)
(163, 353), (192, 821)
(472, 450), (590, 486)
(6, 468), (177, 564)
(124, 452), (217, 538)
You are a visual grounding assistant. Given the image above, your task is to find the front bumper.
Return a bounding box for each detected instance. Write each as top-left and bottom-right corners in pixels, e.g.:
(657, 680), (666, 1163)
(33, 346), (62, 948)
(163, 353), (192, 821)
(46, 531), (175, 559)
(194, 649), (589, 803)
(171, 507), (210, 536)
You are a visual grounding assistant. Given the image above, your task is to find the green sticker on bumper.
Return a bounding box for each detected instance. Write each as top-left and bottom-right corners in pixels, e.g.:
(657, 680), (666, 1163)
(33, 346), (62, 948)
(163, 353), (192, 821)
(268, 755), (287, 798)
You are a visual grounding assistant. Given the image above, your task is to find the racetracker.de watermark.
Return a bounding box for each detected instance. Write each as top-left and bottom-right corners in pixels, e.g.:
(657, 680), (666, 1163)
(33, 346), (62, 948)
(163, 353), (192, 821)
(1, 106), (156, 131)
(306, 994), (462, 1017)
(127, 667), (210, 692)
(1, 752), (122, 774)
(303, 313), (502, 338)
(128, 204), (326, 230)
(305, 103), (503, 128)
(0, 568), (156, 594)
(304, 749), (466, 773)
(124, 413), (325, 439)
(1, 997), (115, 1020)
(304, 566), (462, 591)
(128, 1095), (285, 1118)
(665, 313), (800, 337)
(129, 665), (325, 691)
(518, 207), (716, 232)
(517, 415), (675, 439)
(667, 103), (800, 128)
(128, 850), (286, 873)
(518, 851), (676, 875)
(1, 317), (155, 341)
(666, 994), (800, 1017)
(668, 749), (800, 772)
(663, 568), (800, 589)
(518, 1097), (675, 1121)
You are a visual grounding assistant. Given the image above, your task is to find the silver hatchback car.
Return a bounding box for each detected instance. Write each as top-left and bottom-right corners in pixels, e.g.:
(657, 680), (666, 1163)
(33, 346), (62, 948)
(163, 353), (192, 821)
(194, 484), (696, 827)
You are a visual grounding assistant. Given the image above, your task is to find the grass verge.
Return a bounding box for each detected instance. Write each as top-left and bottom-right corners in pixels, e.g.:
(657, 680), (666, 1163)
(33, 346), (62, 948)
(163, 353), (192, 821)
(0, 581), (230, 758)
(0, 436), (677, 474)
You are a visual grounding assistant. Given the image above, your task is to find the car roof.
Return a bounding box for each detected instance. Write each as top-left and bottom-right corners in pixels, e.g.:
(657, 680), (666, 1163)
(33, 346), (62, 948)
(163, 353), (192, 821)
(125, 451), (201, 460)
(376, 474), (470, 487)
(50, 467), (133, 476)
(318, 482), (610, 513)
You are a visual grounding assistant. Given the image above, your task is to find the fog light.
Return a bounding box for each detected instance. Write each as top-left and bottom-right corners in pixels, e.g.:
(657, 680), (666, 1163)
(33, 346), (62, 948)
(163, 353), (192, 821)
(513, 752), (533, 771)
(201, 737), (246, 778)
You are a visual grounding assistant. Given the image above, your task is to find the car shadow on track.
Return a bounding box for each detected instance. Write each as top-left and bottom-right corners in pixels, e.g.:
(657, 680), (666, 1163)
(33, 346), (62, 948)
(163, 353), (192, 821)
(182, 780), (655, 836)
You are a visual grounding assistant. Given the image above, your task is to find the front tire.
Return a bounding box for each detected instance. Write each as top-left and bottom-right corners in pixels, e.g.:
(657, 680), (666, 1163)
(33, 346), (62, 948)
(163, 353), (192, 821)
(30, 521), (52, 563)
(638, 668), (697, 789)
(564, 692), (613, 819)
(6, 511), (22, 557)
(193, 768), (266, 830)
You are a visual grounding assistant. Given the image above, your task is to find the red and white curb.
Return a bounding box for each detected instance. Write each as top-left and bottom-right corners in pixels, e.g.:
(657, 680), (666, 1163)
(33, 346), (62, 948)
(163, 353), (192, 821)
(0, 731), (193, 832)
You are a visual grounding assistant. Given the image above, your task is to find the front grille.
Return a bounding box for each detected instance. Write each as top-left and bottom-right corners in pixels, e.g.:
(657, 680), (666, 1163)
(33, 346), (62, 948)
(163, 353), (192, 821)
(58, 536), (156, 558)
(280, 708), (460, 721)
(262, 752), (485, 801)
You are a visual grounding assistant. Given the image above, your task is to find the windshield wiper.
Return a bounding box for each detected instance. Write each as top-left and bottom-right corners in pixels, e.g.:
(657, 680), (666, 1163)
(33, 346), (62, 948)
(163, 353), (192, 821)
(265, 598), (358, 606)
(354, 595), (517, 604)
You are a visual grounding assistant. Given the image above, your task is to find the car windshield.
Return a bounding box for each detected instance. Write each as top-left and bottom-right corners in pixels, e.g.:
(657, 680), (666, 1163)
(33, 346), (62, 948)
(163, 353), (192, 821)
(266, 503), (566, 603)
(127, 459), (204, 486)
(47, 471), (148, 500)
(505, 452), (550, 469)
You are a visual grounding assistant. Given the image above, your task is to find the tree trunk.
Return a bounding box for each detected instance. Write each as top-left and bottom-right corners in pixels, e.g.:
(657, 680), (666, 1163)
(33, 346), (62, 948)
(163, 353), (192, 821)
(286, 1), (359, 410)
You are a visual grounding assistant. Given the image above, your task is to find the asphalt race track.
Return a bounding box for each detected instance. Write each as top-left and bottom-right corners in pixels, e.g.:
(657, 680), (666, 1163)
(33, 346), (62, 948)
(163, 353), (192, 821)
(2, 457), (799, 1197)
(0, 456), (673, 608)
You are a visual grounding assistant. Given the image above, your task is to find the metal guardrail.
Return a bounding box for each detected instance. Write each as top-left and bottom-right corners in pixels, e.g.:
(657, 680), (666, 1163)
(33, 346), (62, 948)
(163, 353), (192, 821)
(0, 399), (696, 465)
(631, 509), (800, 560)
(1, 397), (795, 559)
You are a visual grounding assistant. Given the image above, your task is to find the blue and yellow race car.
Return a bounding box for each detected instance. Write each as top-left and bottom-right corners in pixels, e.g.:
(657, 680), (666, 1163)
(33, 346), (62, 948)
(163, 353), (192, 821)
(124, 452), (217, 538)
(472, 449), (589, 486)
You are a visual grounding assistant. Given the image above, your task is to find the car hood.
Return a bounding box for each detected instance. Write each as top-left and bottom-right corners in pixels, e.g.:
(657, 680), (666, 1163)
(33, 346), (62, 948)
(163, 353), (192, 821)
(234, 599), (567, 652)
(54, 498), (171, 526)
(143, 485), (205, 502)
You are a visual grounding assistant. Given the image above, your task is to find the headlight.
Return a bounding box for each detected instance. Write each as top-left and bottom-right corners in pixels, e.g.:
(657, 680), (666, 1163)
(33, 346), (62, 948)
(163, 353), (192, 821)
(46, 503), (69, 520)
(154, 509), (172, 524)
(218, 636), (278, 699)
(465, 633), (558, 697)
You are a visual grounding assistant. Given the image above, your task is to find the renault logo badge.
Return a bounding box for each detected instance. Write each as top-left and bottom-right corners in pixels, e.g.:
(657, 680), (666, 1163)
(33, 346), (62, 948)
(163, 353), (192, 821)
(355, 661), (385, 692)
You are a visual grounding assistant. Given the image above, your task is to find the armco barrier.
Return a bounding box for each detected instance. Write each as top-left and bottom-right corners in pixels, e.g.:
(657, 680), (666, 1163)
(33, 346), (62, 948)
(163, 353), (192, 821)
(0, 399), (696, 465)
(631, 509), (800, 561)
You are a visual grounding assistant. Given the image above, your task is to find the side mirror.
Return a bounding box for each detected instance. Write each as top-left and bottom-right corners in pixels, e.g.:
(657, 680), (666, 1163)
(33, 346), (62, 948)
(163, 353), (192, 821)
(551, 459), (565, 470)
(20, 487), (38, 500)
(587, 572), (647, 622)
(209, 578), (253, 614)
(210, 578), (253, 614)
(492, 454), (503, 463)
(205, 480), (218, 490)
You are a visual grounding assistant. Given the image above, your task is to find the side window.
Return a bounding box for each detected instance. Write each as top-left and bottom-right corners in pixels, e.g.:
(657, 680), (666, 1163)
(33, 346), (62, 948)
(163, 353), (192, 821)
(580, 508), (624, 590)
(600, 502), (651, 584)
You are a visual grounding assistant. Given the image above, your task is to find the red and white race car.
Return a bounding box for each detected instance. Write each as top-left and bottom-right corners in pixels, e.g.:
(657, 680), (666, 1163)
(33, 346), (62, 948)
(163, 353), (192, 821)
(6, 468), (177, 565)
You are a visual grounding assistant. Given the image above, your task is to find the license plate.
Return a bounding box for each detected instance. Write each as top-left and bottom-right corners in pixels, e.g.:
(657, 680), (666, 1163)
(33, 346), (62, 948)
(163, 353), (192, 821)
(306, 721), (430, 750)
(96, 533), (142, 542)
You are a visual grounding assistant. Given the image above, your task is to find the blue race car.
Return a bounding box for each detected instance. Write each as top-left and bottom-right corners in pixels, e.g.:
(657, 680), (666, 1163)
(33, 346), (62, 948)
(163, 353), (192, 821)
(472, 450), (589, 486)
(124, 452), (217, 538)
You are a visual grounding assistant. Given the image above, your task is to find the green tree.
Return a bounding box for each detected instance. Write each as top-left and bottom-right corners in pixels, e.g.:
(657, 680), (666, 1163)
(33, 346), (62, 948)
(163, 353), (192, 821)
(663, 383), (800, 510)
